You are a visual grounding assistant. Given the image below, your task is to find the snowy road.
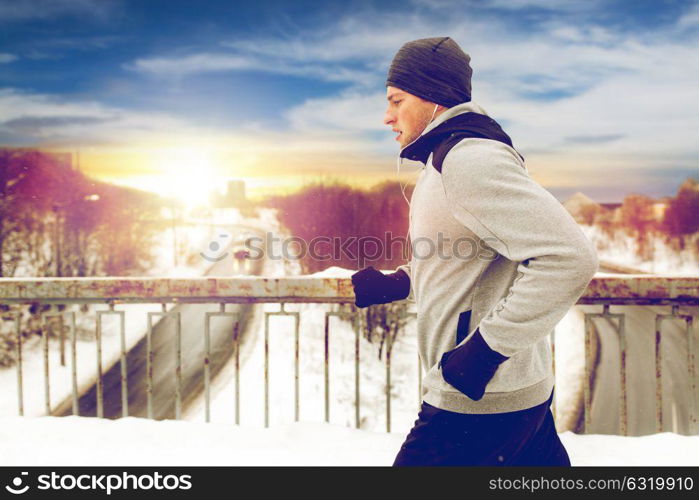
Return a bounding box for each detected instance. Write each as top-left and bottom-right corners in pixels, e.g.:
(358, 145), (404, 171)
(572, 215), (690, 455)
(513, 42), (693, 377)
(570, 265), (699, 436)
(53, 225), (267, 420)
(587, 303), (698, 436)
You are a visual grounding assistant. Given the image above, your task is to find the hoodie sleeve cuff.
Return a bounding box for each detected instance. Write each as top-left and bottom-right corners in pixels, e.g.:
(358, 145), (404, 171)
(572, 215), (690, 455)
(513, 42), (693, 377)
(385, 268), (411, 301)
(439, 327), (509, 401)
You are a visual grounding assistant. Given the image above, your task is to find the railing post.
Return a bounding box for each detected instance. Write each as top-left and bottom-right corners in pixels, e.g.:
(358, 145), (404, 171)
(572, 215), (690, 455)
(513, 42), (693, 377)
(293, 305), (300, 423)
(7, 314), (24, 416)
(263, 302), (300, 427)
(59, 312), (66, 367)
(234, 321), (240, 425)
(583, 304), (628, 435)
(146, 303), (180, 420)
(203, 304), (239, 423)
(655, 313), (663, 433)
(70, 311), (78, 416)
(264, 310), (269, 428)
(324, 311), (332, 423)
(584, 311), (593, 434)
(175, 304), (182, 420)
(95, 308), (103, 418)
(386, 319), (392, 434)
(95, 304), (126, 418)
(655, 305), (695, 434)
(618, 313), (627, 436)
(354, 307), (363, 429)
(41, 312), (56, 415)
(689, 315), (696, 435)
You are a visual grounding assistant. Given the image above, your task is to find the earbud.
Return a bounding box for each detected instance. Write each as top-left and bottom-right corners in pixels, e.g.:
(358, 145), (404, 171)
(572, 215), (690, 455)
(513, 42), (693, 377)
(430, 103), (439, 122)
(397, 102), (441, 247)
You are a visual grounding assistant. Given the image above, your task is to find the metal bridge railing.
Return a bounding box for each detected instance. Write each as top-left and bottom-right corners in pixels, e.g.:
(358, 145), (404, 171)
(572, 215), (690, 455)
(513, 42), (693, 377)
(0, 275), (697, 435)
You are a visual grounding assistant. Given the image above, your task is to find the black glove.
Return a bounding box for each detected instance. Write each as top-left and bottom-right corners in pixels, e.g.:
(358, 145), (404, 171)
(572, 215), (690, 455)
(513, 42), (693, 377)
(439, 327), (509, 401)
(350, 266), (410, 308)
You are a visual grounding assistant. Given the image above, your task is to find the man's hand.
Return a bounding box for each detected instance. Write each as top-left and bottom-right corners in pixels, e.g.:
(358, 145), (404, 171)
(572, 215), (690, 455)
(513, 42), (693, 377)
(351, 266), (411, 308)
(439, 327), (509, 401)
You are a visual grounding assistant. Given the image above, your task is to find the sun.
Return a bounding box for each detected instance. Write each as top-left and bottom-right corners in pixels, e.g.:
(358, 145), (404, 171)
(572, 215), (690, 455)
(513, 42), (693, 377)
(150, 146), (222, 208)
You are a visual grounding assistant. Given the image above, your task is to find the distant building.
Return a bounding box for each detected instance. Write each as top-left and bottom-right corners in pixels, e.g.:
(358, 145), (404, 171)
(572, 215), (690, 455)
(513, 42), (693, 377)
(562, 192), (603, 224)
(652, 200), (669, 220)
(212, 179), (248, 208)
(226, 180), (246, 203)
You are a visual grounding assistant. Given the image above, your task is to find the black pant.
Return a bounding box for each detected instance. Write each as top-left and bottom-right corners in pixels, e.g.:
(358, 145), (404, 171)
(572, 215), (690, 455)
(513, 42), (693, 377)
(393, 388), (570, 466)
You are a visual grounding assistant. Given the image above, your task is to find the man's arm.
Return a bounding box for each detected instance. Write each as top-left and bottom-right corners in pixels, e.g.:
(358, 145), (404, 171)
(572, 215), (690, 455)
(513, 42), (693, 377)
(441, 138), (598, 358)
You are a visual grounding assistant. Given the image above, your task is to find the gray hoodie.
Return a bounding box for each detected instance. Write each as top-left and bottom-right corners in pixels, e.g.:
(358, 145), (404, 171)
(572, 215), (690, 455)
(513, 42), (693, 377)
(397, 100), (599, 414)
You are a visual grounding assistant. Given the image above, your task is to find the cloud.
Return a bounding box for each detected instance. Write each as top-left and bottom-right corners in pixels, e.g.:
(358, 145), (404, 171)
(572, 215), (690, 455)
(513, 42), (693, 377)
(127, 51), (376, 85)
(0, 88), (187, 146)
(3, 115), (116, 135)
(4, 0), (698, 200)
(0, 0), (118, 23)
(15, 2), (699, 162)
(564, 134), (625, 144)
(0, 87), (388, 179)
(256, 4), (699, 190)
(477, 0), (602, 11)
(0, 53), (17, 63)
(38, 35), (123, 51)
(409, 0), (601, 11)
(130, 7), (646, 96)
(204, 7), (699, 107)
(129, 53), (255, 76)
(128, 11), (461, 84)
(220, 20), (418, 64)
(285, 91), (387, 132)
(677, 2), (699, 30)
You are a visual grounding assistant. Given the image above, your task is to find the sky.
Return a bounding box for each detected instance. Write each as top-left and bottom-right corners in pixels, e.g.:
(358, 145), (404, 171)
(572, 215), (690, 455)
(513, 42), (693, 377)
(1, 0), (698, 202)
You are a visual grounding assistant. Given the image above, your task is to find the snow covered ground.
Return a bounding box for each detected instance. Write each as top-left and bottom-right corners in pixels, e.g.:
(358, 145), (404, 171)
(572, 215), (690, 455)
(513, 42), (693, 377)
(180, 262), (595, 435)
(581, 225), (699, 275)
(2, 415), (698, 466)
(183, 246), (423, 433)
(2, 209), (698, 465)
(0, 207), (267, 419)
(0, 302), (180, 418)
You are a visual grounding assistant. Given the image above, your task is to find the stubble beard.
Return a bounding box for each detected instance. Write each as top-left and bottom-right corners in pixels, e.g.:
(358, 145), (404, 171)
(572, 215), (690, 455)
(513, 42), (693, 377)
(400, 107), (435, 149)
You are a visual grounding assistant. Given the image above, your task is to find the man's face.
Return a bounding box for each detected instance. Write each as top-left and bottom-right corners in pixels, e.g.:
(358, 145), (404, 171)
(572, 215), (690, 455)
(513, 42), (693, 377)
(383, 86), (440, 148)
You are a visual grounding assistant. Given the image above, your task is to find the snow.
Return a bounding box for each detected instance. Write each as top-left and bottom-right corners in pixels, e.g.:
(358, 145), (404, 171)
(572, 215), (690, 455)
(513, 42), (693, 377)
(184, 250), (421, 433)
(0, 303), (177, 418)
(0, 207), (264, 418)
(581, 225), (699, 275)
(0, 219), (218, 418)
(183, 297), (421, 432)
(303, 266), (588, 434)
(2, 208), (698, 464)
(1, 416), (698, 466)
(308, 266), (357, 277)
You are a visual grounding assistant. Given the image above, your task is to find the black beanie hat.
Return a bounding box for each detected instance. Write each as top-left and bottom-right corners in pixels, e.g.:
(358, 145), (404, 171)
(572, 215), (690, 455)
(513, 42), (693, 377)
(386, 37), (472, 108)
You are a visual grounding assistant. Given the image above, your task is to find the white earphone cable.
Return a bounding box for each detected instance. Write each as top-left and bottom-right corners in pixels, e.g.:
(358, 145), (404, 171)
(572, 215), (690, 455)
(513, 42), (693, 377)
(396, 103), (439, 256)
(397, 103), (439, 207)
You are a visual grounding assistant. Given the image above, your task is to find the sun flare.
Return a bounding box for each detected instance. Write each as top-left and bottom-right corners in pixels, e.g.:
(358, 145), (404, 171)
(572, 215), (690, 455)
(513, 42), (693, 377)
(148, 146), (224, 207)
